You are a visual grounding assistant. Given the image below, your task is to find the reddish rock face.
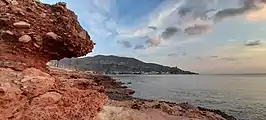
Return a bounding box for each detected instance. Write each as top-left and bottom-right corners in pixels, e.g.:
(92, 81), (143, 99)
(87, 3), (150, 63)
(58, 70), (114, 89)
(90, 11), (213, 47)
(0, 1), (106, 120)
(0, 67), (107, 120)
(0, 0), (94, 70)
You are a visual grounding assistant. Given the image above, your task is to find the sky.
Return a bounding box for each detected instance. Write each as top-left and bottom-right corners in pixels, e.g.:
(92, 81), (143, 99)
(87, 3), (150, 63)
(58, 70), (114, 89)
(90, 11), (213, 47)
(42, 0), (266, 74)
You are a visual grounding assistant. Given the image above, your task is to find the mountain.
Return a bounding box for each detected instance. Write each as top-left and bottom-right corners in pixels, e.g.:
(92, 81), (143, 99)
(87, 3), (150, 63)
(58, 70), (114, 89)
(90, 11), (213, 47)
(48, 55), (198, 74)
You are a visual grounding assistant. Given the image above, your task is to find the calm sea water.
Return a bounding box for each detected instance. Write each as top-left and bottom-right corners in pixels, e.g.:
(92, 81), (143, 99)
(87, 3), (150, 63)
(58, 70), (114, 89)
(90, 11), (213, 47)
(111, 75), (266, 120)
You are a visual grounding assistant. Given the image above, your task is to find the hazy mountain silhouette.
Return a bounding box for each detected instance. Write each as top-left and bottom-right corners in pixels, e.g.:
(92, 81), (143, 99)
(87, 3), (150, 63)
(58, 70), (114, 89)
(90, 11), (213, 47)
(49, 55), (198, 74)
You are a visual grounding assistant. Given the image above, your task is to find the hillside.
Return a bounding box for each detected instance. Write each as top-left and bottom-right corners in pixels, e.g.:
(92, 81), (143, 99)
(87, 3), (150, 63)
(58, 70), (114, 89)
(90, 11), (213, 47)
(49, 55), (198, 74)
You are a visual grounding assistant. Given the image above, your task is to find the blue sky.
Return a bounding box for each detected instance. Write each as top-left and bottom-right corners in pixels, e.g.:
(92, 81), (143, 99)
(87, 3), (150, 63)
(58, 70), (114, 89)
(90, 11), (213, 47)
(42, 0), (266, 74)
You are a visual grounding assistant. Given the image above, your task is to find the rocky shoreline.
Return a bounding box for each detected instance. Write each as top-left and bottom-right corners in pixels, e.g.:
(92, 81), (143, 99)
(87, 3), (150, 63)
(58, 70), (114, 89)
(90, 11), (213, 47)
(92, 71), (236, 120)
(0, 66), (237, 120)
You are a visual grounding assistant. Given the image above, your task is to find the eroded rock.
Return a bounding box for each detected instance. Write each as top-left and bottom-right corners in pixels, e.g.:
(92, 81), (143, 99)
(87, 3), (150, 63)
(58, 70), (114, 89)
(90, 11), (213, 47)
(0, 67), (107, 120)
(13, 21), (31, 28)
(40, 13), (46, 18)
(0, 0), (94, 70)
(46, 32), (58, 40)
(18, 34), (31, 43)
(0, 1), (98, 119)
(79, 30), (87, 39)
(3, 30), (14, 35)
(39, 92), (62, 103)
(0, 1), (7, 6)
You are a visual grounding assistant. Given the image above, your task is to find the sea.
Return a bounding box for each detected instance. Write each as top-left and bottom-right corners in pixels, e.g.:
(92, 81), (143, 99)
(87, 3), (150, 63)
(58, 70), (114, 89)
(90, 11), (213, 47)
(111, 74), (266, 120)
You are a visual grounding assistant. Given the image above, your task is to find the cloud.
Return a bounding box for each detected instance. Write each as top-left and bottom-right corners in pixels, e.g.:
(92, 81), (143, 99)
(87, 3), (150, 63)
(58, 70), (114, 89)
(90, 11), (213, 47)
(134, 44), (146, 50)
(178, 7), (193, 17)
(184, 24), (212, 35)
(148, 0), (184, 28)
(214, 8), (247, 22)
(180, 52), (187, 56)
(196, 55), (239, 62)
(218, 57), (238, 61)
(112, 0), (244, 49)
(168, 52), (187, 57)
(245, 40), (261, 46)
(133, 37), (164, 50)
(168, 53), (178, 57)
(146, 37), (161, 47)
(117, 40), (132, 48)
(247, 4), (266, 21)
(118, 27), (155, 38)
(44, 0), (266, 53)
(161, 27), (180, 39)
(209, 42), (266, 63)
(209, 56), (219, 58)
(148, 26), (157, 30)
(214, 0), (266, 22)
(177, 0), (216, 21)
(196, 56), (204, 60)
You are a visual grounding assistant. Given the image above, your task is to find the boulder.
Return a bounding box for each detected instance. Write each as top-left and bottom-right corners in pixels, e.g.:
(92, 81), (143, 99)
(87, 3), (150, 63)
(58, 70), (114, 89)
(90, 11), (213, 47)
(46, 32), (58, 40)
(13, 21), (31, 29)
(18, 35), (31, 43)
(0, 0), (94, 70)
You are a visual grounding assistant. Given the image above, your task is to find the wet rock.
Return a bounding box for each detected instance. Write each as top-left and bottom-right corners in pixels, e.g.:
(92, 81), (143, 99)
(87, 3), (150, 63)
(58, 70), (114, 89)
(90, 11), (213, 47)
(198, 107), (236, 120)
(126, 89), (135, 95)
(178, 102), (198, 110)
(152, 104), (161, 109)
(131, 103), (142, 110)
(46, 32), (58, 40)
(18, 35), (31, 43)
(13, 21), (31, 28)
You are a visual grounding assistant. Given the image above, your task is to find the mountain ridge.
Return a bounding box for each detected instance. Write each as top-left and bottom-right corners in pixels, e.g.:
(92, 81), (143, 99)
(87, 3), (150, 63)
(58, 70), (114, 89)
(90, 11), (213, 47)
(49, 55), (198, 75)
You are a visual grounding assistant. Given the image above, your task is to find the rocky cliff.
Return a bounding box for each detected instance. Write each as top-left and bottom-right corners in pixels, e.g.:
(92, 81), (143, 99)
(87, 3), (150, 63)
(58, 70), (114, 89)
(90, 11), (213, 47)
(0, 0), (94, 71)
(0, 0), (106, 120)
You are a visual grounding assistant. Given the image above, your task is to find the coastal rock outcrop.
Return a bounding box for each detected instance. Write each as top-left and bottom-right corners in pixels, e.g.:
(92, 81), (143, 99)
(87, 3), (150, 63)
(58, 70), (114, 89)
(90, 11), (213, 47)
(0, 67), (107, 120)
(0, 0), (106, 120)
(0, 0), (94, 70)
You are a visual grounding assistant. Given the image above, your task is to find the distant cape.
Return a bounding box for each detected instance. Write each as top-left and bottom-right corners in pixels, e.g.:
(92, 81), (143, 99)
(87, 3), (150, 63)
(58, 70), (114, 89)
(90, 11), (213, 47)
(49, 55), (198, 75)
